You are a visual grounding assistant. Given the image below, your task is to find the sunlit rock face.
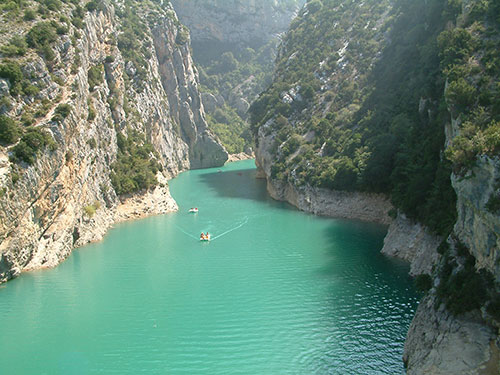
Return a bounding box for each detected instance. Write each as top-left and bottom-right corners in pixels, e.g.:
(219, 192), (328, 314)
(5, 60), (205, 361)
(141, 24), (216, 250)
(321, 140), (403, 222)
(0, 1), (226, 284)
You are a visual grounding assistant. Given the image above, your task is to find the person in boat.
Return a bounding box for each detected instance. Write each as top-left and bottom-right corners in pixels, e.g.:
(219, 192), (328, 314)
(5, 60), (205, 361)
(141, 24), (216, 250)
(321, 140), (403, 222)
(205, 232), (209, 238)
(200, 233), (205, 240)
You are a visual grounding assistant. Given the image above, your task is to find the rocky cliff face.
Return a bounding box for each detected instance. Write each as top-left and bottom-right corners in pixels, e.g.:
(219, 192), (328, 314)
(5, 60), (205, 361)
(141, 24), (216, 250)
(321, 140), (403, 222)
(452, 156), (500, 281)
(381, 213), (441, 276)
(404, 129), (500, 375)
(0, 0), (227, 283)
(404, 295), (499, 375)
(255, 123), (393, 225)
(252, 0), (499, 373)
(403, 1), (500, 372)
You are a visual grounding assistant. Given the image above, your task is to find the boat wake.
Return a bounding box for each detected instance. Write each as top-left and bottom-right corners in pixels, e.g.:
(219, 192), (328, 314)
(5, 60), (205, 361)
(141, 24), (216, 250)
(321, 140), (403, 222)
(174, 225), (200, 240)
(211, 217), (249, 241)
(174, 216), (249, 242)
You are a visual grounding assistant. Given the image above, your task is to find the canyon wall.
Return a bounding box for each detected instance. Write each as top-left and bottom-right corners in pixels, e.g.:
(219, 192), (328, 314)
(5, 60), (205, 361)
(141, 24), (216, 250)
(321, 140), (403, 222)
(251, 1), (499, 373)
(0, 0), (227, 283)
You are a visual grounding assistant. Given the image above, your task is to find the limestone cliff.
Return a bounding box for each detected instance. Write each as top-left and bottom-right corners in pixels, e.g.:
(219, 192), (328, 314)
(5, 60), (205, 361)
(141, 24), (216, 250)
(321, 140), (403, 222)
(404, 126), (500, 375)
(255, 122), (393, 225)
(0, 0), (227, 283)
(452, 156), (500, 281)
(252, 0), (499, 373)
(404, 295), (499, 375)
(403, 1), (500, 373)
(381, 213), (441, 276)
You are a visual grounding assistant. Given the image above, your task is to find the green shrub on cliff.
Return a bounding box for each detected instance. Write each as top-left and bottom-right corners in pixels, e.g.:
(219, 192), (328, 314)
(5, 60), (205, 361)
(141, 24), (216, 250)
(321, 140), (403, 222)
(88, 64), (104, 92)
(23, 8), (36, 21)
(85, 0), (105, 13)
(110, 130), (159, 195)
(0, 115), (21, 145)
(440, 0), (500, 173)
(436, 252), (495, 315)
(0, 60), (24, 95)
(414, 274), (433, 293)
(249, 0), (465, 235)
(25, 21), (58, 62)
(11, 127), (56, 165)
(205, 105), (251, 153)
(1, 36), (28, 57)
(26, 22), (57, 49)
(83, 201), (101, 217)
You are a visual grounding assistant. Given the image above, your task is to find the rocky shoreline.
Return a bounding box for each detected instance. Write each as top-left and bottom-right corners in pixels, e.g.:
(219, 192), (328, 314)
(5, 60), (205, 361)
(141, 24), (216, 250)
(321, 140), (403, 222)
(381, 213), (441, 276)
(0, 179), (179, 283)
(0, 2), (227, 284)
(404, 295), (499, 375)
(254, 130), (498, 374)
(226, 152), (255, 163)
(257, 165), (498, 375)
(0, 155), (248, 283)
(255, 129), (440, 269)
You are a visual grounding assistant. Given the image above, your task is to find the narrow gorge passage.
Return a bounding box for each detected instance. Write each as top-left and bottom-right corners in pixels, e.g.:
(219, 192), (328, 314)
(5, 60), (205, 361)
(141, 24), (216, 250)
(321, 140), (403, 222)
(0, 160), (418, 374)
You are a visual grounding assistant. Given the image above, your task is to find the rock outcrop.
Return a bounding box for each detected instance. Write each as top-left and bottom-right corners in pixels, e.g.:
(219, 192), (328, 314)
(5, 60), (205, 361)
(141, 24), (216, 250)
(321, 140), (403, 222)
(381, 213), (441, 276)
(404, 142), (500, 375)
(0, 1), (227, 283)
(404, 295), (499, 375)
(452, 156), (500, 281)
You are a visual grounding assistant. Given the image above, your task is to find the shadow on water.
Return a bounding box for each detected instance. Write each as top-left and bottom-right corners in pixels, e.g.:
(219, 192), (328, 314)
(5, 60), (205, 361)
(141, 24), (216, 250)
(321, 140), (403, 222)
(317, 220), (415, 292)
(316, 220), (388, 276)
(199, 168), (279, 204)
(314, 222), (419, 374)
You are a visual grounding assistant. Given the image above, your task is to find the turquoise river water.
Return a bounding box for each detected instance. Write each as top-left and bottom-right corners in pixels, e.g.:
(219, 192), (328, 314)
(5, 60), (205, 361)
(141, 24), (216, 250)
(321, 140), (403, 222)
(0, 160), (419, 374)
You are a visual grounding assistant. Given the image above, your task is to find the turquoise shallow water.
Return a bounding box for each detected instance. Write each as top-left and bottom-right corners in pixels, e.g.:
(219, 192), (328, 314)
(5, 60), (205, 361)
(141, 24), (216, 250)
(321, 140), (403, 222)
(0, 160), (418, 374)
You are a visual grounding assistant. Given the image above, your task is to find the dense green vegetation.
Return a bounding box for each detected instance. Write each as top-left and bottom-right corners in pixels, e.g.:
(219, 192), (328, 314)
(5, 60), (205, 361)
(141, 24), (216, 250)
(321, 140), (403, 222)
(441, 1), (500, 174)
(87, 64), (104, 91)
(250, 0), (473, 236)
(436, 241), (497, 317)
(110, 129), (160, 195)
(0, 114), (21, 144)
(205, 104), (252, 154)
(414, 274), (433, 293)
(52, 103), (72, 122)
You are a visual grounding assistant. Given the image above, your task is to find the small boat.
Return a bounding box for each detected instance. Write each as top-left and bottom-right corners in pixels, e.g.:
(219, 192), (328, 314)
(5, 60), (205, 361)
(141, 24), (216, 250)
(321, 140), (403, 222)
(189, 208), (198, 213)
(200, 233), (211, 241)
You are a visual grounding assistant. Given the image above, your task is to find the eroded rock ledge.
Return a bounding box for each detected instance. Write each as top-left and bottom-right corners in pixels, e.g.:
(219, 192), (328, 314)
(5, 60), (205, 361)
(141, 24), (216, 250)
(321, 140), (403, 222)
(404, 295), (499, 375)
(381, 213), (441, 276)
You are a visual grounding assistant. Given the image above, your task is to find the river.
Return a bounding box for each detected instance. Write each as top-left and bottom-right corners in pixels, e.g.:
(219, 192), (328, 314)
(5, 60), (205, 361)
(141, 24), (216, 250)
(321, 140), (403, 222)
(0, 160), (419, 374)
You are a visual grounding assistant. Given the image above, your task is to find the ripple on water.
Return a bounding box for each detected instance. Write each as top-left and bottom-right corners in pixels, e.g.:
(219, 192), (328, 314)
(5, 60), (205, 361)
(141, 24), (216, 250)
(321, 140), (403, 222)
(0, 161), (418, 375)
